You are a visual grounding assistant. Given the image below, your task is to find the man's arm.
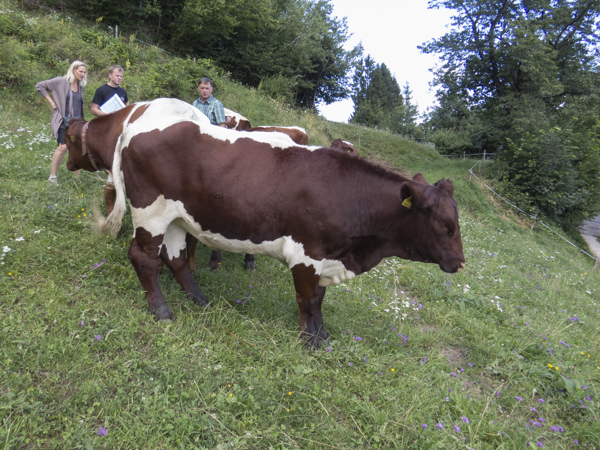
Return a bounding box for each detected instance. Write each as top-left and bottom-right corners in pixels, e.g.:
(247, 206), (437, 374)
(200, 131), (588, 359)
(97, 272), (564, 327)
(91, 103), (106, 117)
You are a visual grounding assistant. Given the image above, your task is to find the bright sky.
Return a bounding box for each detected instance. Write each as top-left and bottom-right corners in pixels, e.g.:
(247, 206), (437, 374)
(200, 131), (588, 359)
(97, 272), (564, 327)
(319, 0), (454, 123)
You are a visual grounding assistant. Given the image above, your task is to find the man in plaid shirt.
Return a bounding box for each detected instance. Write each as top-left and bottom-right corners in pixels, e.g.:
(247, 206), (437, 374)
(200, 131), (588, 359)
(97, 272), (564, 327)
(192, 77), (229, 127)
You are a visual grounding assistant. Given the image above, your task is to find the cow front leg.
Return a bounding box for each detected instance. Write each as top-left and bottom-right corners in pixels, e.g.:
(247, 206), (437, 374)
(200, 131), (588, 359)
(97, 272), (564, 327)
(208, 250), (222, 270)
(291, 264), (328, 349)
(128, 228), (173, 320)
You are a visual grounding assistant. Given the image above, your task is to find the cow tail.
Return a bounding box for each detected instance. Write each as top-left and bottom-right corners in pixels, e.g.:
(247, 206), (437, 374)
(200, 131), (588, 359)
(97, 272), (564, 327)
(95, 139), (127, 237)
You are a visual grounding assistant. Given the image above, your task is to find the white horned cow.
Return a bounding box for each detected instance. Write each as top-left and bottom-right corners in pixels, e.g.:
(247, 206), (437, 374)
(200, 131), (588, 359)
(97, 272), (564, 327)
(64, 99), (465, 348)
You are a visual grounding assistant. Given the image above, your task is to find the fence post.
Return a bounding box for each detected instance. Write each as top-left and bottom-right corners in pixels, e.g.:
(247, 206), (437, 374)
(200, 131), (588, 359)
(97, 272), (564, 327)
(463, 152), (466, 159)
(531, 213), (538, 230)
(483, 150), (487, 160)
(115, 25), (118, 38)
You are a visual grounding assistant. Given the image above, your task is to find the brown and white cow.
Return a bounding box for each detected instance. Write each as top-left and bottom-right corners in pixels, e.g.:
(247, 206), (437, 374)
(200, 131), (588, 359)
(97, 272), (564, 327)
(329, 138), (359, 157)
(247, 125), (309, 145)
(64, 100), (465, 348)
(224, 107), (252, 130)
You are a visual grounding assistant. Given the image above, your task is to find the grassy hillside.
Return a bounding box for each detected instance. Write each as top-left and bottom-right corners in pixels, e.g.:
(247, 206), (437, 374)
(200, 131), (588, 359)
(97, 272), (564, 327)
(1, 2), (600, 448)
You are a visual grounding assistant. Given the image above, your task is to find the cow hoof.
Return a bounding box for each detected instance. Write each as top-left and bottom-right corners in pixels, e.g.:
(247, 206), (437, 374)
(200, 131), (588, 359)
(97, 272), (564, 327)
(300, 333), (327, 350)
(152, 305), (174, 321)
(208, 261), (220, 271)
(244, 261), (256, 270)
(191, 294), (209, 308)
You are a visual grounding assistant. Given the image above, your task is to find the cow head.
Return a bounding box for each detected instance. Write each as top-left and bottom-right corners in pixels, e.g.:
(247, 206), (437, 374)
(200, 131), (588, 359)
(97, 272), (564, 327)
(395, 173), (465, 273)
(330, 139), (359, 157)
(64, 118), (98, 173)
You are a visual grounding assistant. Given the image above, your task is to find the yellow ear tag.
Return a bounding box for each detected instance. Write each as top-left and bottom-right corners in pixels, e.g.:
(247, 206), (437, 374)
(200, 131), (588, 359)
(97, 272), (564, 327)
(402, 196), (413, 208)
(70, 135), (76, 143)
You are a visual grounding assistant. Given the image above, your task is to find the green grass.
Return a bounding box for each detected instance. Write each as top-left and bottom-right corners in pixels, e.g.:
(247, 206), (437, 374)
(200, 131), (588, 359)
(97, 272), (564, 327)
(2, 103), (599, 450)
(1, 5), (600, 447)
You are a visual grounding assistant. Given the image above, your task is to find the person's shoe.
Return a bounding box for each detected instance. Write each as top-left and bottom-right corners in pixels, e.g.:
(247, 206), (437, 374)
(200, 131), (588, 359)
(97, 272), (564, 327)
(48, 175), (57, 184)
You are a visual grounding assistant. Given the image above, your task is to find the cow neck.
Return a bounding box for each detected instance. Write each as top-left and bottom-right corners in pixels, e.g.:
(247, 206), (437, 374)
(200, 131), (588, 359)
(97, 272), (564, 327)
(81, 122), (100, 172)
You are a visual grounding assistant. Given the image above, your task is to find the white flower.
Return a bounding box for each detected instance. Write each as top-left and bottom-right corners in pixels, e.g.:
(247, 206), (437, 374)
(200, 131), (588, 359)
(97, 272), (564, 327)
(2, 246), (10, 253)
(15, 237), (24, 241)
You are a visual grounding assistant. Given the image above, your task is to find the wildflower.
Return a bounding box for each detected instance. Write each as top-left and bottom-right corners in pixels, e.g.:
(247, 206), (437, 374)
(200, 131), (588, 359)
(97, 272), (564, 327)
(80, 321), (85, 326)
(422, 424), (428, 429)
(538, 399), (545, 403)
(95, 335), (102, 340)
(559, 340), (571, 348)
(461, 417), (470, 424)
(446, 397), (449, 402)
(422, 357), (427, 363)
(530, 407), (537, 412)
(451, 372), (457, 377)
(537, 441), (543, 447)
(515, 396), (523, 401)
(454, 424), (461, 432)
(355, 336), (362, 341)
(98, 426), (107, 436)
(326, 347), (331, 352)
(580, 385), (587, 390)
(436, 423), (444, 430)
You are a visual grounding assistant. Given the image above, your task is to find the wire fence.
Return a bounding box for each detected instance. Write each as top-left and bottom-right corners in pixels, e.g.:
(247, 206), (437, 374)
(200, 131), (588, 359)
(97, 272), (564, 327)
(468, 162), (599, 268)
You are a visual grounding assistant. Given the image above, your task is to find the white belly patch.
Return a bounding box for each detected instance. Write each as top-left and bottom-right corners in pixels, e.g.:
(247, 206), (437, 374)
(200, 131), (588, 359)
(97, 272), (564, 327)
(130, 196), (356, 286)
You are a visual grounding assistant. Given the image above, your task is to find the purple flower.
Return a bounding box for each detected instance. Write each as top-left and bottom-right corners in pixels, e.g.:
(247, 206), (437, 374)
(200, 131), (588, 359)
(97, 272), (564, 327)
(495, 391), (500, 398)
(551, 426), (558, 432)
(349, 362), (353, 367)
(422, 424), (428, 429)
(422, 357), (427, 363)
(537, 441), (543, 447)
(98, 426), (107, 436)
(515, 396), (523, 401)
(326, 347), (331, 352)
(80, 321), (85, 326)
(445, 397), (449, 402)
(467, 363), (473, 367)
(418, 303), (423, 309)
(538, 399), (545, 403)
(454, 424), (461, 433)
(451, 372), (457, 377)
(559, 340), (571, 348)
(530, 407), (537, 412)
(355, 336), (362, 341)
(436, 422), (444, 430)
(574, 440), (579, 444)
(581, 385), (587, 390)
(95, 335), (102, 340)
(461, 417), (470, 424)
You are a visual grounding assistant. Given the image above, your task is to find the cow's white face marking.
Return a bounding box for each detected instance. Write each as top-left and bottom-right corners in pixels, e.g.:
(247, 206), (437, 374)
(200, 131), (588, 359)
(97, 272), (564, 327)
(130, 195), (356, 286)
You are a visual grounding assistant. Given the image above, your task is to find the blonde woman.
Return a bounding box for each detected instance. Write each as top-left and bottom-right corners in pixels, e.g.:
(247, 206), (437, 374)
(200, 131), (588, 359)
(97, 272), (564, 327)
(35, 60), (87, 184)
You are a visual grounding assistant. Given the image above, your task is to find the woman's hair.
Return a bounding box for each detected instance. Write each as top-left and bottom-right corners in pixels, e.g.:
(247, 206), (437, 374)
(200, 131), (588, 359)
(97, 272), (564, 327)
(65, 60), (88, 87)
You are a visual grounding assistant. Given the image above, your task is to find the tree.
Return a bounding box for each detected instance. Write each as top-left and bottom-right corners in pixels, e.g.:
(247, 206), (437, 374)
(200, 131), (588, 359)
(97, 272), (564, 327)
(169, 0), (358, 108)
(350, 57), (409, 133)
(421, 0), (600, 226)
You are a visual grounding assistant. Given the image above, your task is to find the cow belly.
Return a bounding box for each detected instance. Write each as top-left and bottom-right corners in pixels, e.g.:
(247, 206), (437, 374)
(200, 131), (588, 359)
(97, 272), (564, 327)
(130, 196), (356, 286)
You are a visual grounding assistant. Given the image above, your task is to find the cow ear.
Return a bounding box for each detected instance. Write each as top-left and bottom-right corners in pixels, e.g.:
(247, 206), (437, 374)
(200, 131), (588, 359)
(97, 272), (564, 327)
(401, 180), (428, 209)
(411, 172), (429, 185)
(435, 178), (455, 195)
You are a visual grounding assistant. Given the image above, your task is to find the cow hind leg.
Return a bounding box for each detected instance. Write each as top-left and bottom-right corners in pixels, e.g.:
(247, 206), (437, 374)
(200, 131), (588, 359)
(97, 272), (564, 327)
(128, 228), (174, 320)
(291, 264), (328, 349)
(186, 233), (198, 272)
(162, 225), (208, 308)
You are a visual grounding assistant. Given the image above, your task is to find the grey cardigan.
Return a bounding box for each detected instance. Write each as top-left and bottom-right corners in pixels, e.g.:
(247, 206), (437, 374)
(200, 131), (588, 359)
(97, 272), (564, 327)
(35, 76), (85, 139)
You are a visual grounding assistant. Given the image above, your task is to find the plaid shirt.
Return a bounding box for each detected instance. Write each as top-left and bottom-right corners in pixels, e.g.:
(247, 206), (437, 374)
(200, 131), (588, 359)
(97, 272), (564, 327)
(192, 95), (226, 126)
